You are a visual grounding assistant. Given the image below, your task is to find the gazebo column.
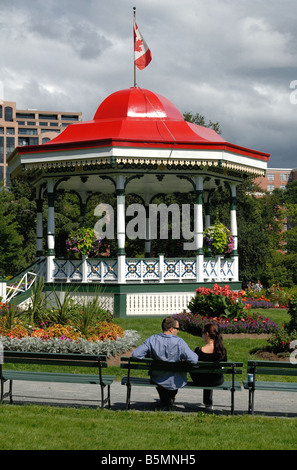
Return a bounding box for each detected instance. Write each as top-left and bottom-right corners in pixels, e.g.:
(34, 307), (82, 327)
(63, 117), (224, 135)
(230, 183), (239, 281)
(203, 190), (211, 229)
(194, 176), (204, 281)
(203, 189), (212, 258)
(116, 175), (126, 283)
(36, 190), (43, 258)
(144, 194), (152, 257)
(46, 179), (55, 282)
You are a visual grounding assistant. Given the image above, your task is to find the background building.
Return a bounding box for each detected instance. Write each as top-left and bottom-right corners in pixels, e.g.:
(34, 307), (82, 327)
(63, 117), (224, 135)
(255, 167), (297, 192)
(0, 100), (82, 183)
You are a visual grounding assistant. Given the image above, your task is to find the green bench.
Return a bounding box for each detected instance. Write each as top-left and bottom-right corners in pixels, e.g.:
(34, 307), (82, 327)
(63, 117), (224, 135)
(243, 360), (297, 414)
(121, 357), (243, 414)
(0, 350), (116, 409)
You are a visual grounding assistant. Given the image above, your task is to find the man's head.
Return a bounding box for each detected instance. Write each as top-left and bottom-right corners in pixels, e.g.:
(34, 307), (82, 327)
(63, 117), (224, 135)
(161, 316), (180, 335)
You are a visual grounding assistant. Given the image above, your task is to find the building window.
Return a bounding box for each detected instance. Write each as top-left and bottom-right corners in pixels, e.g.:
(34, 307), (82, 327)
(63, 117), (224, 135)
(16, 112), (35, 120)
(18, 128), (38, 135)
(61, 114), (79, 121)
(280, 174), (288, 182)
(6, 137), (15, 156)
(267, 173), (275, 181)
(280, 185), (286, 190)
(18, 137), (38, 146)
(6, 128), (15, 135)
(4, 106), (13, 122)
(0, 127), (4, 134)
(0, 136), (4, 163)
(39, 114), (57, 120)
(0, 105), (2, 119)
(267, 184), (275, 192)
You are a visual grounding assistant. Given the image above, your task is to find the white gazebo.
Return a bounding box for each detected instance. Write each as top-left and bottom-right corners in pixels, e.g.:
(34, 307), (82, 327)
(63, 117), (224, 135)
(7, 87), (269, 316)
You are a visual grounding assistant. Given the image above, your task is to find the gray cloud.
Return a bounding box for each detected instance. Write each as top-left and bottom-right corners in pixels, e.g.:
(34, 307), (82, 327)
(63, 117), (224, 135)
(0, 0), (296, 168)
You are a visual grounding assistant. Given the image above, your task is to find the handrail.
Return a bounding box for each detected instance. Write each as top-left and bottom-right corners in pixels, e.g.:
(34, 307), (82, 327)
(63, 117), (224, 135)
(5, 258), (46, 303)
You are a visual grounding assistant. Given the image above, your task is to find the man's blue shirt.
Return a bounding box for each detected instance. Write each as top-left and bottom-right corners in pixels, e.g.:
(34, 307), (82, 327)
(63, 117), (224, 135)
(132, 333), (198, 390)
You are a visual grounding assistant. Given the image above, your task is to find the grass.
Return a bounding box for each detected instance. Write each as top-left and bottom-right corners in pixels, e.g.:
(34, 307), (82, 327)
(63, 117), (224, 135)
(1, 308), (296, 451)
(0, 405), (297, 450)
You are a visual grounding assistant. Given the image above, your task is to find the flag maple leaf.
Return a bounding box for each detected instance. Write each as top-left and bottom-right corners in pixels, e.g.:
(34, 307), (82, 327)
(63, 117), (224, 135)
(135, 38), (143, 53)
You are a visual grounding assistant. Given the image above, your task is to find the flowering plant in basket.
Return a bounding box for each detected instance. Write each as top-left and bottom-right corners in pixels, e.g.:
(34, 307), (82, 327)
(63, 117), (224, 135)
(66, 227), (101, 257)
(203, 221), (234, 256)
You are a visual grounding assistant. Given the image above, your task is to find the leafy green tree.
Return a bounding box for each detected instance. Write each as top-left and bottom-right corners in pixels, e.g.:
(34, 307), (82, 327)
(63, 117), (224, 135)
(183, 112), (222, 134)
(0, 184), (24, 276)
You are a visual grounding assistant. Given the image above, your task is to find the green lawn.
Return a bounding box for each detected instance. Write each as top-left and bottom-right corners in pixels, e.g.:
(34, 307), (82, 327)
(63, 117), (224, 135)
(0, 405), (296, 450)
(1, 308), (296, 451)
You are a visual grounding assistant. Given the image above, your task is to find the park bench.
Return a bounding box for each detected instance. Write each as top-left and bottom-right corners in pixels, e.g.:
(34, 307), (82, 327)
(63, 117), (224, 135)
(0, 350), (116, 409)
(121, 357), (243, 414)
(243, 360), (297, 414)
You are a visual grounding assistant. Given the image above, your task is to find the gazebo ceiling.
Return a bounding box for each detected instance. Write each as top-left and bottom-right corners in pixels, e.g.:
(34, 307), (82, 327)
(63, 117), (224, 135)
(54, 173), (203, 195)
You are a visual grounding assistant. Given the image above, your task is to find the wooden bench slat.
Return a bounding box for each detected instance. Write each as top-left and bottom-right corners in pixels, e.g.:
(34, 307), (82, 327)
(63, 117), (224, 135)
(243, 381), (297, 392)
(121, 376), (242, 391)
(247, 367), (297, 377)
(120, 358), (242, 414)
(245, 360), (297, 414)
(0, 350), (115, 408)
(3, 370), (116, 385)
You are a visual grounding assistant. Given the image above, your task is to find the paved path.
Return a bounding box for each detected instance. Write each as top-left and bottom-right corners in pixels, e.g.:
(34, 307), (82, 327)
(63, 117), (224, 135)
(4, 379), (296, 417)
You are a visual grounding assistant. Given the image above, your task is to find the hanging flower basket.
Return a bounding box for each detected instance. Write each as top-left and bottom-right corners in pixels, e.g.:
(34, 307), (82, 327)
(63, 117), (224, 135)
(203, 221), (234, 256)
(66, 227), (101, 258)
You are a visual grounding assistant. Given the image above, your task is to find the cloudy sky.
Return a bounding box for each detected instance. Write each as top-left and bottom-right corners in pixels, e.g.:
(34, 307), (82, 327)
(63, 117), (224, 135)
(1, 0), (296, 168)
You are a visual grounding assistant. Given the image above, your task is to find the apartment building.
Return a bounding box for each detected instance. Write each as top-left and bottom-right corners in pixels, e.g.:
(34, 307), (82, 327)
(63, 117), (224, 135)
(254, 167), (297, 192)
(0, 100), (82, 183)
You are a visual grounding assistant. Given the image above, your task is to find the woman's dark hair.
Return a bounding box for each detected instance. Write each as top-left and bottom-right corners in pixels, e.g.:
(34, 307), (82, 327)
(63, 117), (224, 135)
(203, 323), (226, 360)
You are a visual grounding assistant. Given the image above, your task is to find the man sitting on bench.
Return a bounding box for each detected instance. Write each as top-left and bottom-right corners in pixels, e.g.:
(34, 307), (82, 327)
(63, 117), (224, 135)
(132, 316), (198, 407)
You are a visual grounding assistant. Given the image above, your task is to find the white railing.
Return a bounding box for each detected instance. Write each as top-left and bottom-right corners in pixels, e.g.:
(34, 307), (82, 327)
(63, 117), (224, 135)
(51, 255), (237, 284)
(2, 259), (46, 303)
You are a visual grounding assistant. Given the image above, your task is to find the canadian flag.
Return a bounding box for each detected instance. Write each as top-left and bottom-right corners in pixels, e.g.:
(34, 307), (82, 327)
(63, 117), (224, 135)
(134, 20), (152, 70)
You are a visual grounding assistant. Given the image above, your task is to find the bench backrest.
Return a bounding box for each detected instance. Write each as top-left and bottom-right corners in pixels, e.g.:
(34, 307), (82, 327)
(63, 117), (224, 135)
(121, 357), (243, 376)
(247, 360), (297, 377)
(2, 350), (108, 369)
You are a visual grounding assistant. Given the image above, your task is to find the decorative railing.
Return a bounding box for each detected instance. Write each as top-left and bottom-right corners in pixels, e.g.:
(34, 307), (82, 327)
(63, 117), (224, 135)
(2, 259), (46, 303)
(52, 255), (236, 283)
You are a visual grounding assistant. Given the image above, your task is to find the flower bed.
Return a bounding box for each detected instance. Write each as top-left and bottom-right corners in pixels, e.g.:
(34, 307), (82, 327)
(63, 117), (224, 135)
(242, 297), (273, 309)
(267, 293), (297, 353)
(173, 312), (280, 336)
(0, 300), (140, 356)
(0, 329), (140, 356)
(188, 284), (247, 319)
(0, 316), (125, 342)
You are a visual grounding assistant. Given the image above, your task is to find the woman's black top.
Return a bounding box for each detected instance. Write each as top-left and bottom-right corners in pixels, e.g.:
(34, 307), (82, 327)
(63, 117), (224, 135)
(190, 347), (227, 387)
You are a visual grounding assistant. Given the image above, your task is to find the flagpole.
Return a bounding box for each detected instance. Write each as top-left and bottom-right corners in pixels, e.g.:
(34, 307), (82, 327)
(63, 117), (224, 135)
(133, 7), (137, 87)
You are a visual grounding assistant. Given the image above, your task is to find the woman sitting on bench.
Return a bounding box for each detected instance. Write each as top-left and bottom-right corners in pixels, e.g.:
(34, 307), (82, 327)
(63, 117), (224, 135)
(190, 323), (227, 411)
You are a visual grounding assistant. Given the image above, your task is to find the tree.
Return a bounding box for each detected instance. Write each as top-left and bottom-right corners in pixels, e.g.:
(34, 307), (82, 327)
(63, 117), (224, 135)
(236, 182), (271, 286)
(183, 112), (222, 135)
(0, 184), (24, 276)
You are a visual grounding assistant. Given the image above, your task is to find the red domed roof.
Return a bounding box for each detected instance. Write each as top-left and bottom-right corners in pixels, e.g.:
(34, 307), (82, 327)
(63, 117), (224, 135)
(93, 87), (184, 121)
(45, 87), (227, 146)
(35, 86), (269, 163)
